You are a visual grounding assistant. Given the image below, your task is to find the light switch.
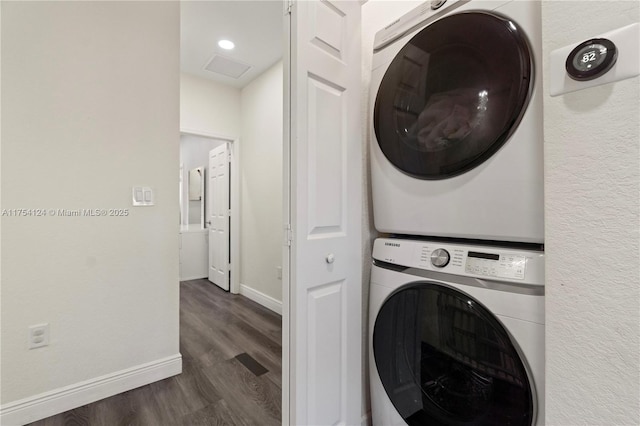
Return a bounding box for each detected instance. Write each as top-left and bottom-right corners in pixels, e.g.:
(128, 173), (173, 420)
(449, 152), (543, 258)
(132, 186), (154, 206)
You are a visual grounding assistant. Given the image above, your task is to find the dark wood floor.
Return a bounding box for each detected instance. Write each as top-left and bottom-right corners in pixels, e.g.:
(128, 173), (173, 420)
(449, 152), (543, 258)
(28, 279), (282, 426)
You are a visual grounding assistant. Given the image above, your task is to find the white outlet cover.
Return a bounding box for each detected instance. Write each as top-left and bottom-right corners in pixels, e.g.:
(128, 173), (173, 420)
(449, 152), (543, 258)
(549, 23), (639, 96)
(28, 323), (50, 349)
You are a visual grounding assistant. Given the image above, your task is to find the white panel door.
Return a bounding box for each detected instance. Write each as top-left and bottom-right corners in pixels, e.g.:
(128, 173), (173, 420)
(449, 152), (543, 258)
(286, 1), (362, 424)
(208, 143), (229, 291)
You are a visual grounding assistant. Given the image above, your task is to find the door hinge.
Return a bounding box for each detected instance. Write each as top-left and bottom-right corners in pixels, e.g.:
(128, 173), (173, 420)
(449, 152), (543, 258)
(284, 224), (292, 247)
(286, 0), (293, 15)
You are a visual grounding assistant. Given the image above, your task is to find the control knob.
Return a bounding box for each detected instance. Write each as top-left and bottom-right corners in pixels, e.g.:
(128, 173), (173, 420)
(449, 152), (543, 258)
(430, 248), (450, 268)
(431, 0), (447, 10)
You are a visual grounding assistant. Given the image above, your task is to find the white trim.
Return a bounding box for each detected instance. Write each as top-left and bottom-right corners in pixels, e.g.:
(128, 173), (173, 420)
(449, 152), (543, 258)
(180, 274), (207, 281)
(0, 354), (182, 426)
(282, 3), (292, 423)
(229, 138), (241, 295)
(239, 283), (283, 315)
(361, 412), (371, 426)
(179, 127), (235, 142)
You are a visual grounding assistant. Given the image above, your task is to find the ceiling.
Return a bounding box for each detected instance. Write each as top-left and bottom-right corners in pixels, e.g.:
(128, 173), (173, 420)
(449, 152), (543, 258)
(180, 1), (284, 89)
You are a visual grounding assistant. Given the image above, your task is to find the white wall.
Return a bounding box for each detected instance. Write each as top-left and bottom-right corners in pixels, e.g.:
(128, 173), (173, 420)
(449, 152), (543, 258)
(239, 61), (284, 306)
(542, 1), (640, 424)
(0, 1), (180, 422)
(180, 72), (241, 138)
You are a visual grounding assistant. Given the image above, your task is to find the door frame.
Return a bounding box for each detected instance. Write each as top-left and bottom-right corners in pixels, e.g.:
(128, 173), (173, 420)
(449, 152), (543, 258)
(180, 128), (240, 295)
(282, 2), (292, 420)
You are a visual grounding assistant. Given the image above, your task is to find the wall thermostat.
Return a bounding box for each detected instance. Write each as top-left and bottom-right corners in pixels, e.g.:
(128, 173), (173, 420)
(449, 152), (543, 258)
(549, 23), (639, 96)
(566, 38), (617, 81)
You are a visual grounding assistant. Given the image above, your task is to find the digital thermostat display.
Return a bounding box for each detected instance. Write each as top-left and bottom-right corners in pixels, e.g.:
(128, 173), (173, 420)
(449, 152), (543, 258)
(566, 38), (617, 81)
(574, 45), (606, 70)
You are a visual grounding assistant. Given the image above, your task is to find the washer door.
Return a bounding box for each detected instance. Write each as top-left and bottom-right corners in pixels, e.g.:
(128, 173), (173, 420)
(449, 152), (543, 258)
(373, 283), (534, 425)
(373, 11), (533, 179)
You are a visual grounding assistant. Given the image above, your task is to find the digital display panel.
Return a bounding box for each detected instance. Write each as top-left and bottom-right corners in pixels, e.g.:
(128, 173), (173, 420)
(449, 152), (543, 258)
(468, 251), (499, 261)
(572, 44), (607, 72)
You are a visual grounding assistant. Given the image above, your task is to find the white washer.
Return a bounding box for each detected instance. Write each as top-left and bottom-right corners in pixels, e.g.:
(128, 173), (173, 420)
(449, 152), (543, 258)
(369, 237), (544, 425)
(370, 0), (544, 243)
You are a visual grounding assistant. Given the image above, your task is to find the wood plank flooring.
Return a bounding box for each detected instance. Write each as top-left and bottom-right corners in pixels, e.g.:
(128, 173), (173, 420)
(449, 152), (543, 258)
(28, 279), (282, 426)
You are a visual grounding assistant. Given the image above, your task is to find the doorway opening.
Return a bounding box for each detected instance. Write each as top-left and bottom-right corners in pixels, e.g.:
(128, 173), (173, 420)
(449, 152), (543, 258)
(179, 131), (240, 293)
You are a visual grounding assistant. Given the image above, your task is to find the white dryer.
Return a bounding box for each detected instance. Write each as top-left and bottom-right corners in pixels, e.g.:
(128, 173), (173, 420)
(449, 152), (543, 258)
(369, 237), (545, 425)
(370, 0), (544, 243)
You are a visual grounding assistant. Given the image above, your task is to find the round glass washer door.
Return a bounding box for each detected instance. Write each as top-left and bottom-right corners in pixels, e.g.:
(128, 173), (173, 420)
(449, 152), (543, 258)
(373, 283), (534, 425)
(373, 11), (534, 179)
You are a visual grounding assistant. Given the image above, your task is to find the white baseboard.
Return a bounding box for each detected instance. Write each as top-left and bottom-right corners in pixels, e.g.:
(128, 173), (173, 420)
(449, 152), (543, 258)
(180, 274), (207, 281)
(239, 284), (282, 315)
(0, 354), (182, 426)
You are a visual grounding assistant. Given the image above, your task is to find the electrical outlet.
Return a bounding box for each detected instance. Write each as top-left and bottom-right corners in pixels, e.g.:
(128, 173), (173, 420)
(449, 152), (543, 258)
(28, 323), (50, 349)
(276, 266), (282, 280)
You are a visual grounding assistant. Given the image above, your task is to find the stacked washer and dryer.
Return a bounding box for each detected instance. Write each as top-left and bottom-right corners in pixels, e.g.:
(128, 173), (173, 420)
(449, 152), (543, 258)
(368, 1), (545, 425)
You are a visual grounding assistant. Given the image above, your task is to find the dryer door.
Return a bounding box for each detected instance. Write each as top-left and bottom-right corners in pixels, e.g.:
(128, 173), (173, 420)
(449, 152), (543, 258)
(372, 283), (534, 426)
(373, 11), (533, 179)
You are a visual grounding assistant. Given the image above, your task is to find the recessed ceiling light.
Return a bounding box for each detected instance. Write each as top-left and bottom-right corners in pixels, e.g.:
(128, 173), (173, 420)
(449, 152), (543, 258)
(218, 39), (235, 50)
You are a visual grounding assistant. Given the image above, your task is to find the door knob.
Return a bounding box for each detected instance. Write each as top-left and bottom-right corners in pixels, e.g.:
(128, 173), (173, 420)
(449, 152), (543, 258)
(325, 253), (335, 264)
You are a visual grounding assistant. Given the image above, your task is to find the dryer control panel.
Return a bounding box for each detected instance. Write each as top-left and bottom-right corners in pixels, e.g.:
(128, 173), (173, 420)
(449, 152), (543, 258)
(373, 238), (544, 286)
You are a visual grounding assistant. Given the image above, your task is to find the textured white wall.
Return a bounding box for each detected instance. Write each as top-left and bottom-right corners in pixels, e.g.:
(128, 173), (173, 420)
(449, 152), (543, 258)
(239, 61), (284, 302)
(180, 72), (241, 138)
(542, 1), (640, 424)
(1, 0), (180, 404)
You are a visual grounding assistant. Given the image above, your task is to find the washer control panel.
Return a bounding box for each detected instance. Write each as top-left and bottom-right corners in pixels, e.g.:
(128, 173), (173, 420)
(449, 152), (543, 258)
(372, 238), (544, 286)
(465, 251), (525, 280)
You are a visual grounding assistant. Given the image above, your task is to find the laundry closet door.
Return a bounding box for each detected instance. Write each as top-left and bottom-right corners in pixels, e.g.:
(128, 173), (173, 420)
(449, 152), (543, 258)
(285, 0), (362, 424)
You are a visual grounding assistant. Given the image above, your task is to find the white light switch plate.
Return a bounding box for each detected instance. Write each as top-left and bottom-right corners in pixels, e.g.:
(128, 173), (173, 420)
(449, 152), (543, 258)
(549, 23), (639, 96)
(132, 186), (154, 206)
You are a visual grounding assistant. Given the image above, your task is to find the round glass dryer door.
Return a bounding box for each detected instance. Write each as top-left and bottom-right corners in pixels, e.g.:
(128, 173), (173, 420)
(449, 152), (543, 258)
(373, 284), (534, 425)
(373, 11), (534, 179)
